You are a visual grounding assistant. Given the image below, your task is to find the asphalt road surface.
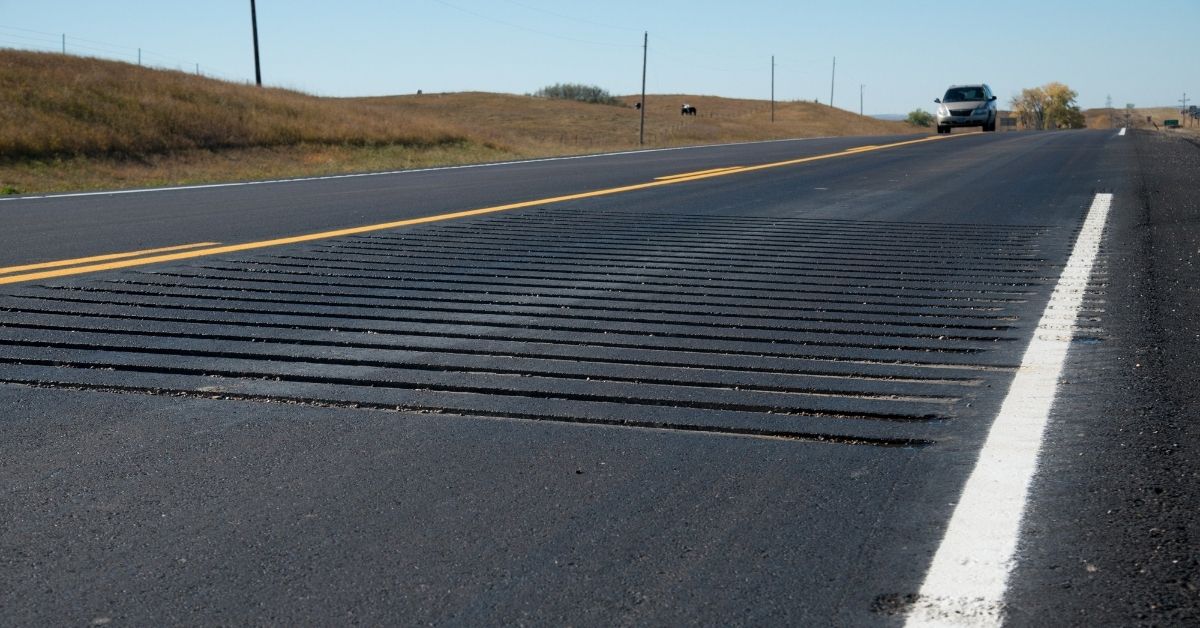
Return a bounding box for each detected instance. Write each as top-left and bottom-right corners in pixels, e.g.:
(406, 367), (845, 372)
(0, 130), (1196, 626)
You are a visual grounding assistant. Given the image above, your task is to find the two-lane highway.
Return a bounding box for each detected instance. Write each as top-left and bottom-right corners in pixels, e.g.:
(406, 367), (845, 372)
(0, 134), (933, 266)
(2, 129), (1194, 626)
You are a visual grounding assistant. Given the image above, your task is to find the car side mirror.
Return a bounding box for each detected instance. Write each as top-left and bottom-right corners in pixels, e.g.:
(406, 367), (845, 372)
(989, 96), (997, 101)
(934, 98), (941, 104)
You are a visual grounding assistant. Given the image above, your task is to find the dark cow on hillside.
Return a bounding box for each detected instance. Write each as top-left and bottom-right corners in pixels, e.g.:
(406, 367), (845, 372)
(681, 103), (697, 116)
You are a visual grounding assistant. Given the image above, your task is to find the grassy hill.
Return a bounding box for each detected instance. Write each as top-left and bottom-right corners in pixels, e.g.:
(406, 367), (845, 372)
(0, 50), (919, 194)
(354, 92), (913, 151)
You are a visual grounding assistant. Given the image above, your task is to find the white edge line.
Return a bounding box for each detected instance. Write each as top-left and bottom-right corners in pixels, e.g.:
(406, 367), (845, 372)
(0, 135), (872, 203)
(904, 193), (1113, 628)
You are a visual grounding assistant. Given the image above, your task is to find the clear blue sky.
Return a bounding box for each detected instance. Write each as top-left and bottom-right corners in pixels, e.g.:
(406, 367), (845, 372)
(2, 0), (1196, 114)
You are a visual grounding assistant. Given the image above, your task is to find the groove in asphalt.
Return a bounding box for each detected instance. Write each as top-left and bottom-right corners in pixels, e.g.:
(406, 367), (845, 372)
(0, 206), (1072, 446)
(1, 129), (1148, 625)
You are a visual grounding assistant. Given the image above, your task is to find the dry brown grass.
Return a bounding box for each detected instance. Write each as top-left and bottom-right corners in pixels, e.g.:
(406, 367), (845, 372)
(0, 49), (474, 159)
(0, 143), (515, 195)
(0, 50), (921, 194)
(355, 92), (915, 152)
(1086, 106), (1198, 130)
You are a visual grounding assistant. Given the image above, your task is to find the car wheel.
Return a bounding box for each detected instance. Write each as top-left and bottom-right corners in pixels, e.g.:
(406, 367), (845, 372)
(937, 125), (948, 134)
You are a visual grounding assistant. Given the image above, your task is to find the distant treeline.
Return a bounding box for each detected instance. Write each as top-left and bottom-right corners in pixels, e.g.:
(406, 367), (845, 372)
(531, 83), (624, 106)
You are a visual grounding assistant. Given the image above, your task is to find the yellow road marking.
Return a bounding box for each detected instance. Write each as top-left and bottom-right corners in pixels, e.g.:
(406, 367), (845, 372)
(843, 144), (881, 152)
(671, 135), (956, 179)
(0, 134), (959, 286)
(654, 166), (744, 181)
(0, 242), (219, 275)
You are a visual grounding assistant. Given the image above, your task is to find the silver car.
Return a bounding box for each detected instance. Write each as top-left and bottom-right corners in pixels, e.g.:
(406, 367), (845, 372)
(934, 84), (998, 133)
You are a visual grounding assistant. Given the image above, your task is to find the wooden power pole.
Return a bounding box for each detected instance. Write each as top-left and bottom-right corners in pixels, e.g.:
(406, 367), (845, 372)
(250, 0), (263, 86)
(639, 31), (647, 145)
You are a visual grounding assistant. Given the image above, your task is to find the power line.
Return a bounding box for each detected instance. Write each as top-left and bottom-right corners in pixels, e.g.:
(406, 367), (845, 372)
(652, 32), (784, 72)
(771, 53), (829, 73)
(429, 0), (637, 48)
(499, 0), (641, 32)
(651, 49), (760, 74)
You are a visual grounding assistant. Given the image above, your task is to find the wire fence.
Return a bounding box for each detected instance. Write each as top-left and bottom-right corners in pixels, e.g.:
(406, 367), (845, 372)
(0, 9), (845, 103)
(0, 24), (246, 83)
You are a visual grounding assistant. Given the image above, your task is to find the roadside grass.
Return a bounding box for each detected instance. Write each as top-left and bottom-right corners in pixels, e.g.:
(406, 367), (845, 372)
(0, 142), (515, 195)
(1085, 107), (1196, 130)
(0, 49), (921, 194)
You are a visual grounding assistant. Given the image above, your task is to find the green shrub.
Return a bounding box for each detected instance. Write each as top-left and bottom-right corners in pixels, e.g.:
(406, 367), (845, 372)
(906, 109), (934, 127)
(532, 83), (623, 106)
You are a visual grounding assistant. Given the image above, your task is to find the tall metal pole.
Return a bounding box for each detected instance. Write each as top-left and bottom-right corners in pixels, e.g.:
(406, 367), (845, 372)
(771, 55), (775, 123)
(61, 33), (65, 54)
(250, 0), (263, 86)
(860, 84), (864, 116)
(829, 56), (836, 107)
(639, 31), (647, 146)
(138, 48), (141, 66)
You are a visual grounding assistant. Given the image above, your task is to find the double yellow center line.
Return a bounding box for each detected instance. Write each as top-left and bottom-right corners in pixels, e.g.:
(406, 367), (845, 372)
(654, 166), (745, 180)
(0, 134), (956, 286)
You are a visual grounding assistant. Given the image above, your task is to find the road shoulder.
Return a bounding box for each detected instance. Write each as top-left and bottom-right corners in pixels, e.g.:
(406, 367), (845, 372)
(1004, 130), (1200, 625)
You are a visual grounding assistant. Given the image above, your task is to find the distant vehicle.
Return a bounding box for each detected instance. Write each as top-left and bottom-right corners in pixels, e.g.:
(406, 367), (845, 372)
(934, 84), (998, 134)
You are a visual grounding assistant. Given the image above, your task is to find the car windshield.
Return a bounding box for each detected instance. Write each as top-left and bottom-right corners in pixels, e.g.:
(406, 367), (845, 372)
(943, 87), (985, 102)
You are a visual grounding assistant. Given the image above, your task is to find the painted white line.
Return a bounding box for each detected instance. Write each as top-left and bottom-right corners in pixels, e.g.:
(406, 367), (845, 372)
(905, 193), (1113, 628)
(0, 135), (849, 203)
(1119, 127), (1127, 136)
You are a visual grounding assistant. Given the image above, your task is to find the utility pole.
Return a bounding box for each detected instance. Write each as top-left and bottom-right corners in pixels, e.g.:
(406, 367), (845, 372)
(250, 0), (263, 86)
(639, 31), (648, 146)
(771, 55), (775, 123)
(61, 33), (65, 54)
(860, 84), (865, 116)
(829, 56), (836, 108)
(196, 63), (200, 76)
(1181, 92), (1190, 111)
(138, 48), (141, 66)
